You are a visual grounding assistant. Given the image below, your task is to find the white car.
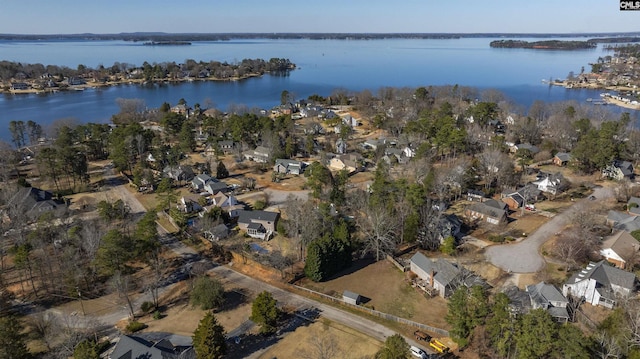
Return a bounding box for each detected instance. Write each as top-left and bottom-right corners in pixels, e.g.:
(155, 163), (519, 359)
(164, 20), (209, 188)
(410, 345), (429, 359)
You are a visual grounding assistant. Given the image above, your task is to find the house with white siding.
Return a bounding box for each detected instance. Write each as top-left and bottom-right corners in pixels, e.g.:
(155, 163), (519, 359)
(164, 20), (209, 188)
(562, 261), (636, 309)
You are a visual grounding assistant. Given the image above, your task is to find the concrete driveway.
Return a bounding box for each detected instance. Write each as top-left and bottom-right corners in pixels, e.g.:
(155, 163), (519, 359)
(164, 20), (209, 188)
(485, 186), (613, 273)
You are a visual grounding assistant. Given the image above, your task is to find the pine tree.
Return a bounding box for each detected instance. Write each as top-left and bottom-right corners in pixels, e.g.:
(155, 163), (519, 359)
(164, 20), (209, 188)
(192, 312), (227, 359)
(376, 334), (409, 359)
(0, 315), (31, 359)
(251, 291), (279, 334)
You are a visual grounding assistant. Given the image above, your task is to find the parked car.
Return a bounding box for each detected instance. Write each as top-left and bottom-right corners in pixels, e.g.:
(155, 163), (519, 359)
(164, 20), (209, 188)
(410, 345), (428, 359)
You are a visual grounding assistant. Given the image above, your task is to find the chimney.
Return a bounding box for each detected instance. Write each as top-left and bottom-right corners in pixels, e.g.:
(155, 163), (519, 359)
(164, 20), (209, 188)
(430, 269), (435, 288)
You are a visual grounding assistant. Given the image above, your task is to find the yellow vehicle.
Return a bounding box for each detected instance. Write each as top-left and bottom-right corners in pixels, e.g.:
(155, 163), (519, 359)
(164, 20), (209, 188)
(429, 338), (449, 354)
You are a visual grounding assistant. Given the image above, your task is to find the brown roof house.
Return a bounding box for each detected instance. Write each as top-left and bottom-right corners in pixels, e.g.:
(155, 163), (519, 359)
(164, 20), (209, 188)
(465, 199), (508, 225)
(563, 261), (636, 309)
(600, 231), (640, 269)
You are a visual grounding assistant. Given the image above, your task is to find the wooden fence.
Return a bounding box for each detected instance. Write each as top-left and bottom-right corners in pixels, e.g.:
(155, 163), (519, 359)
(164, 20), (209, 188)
(291, 284), (449, 337)
(386, 255), (408, 272)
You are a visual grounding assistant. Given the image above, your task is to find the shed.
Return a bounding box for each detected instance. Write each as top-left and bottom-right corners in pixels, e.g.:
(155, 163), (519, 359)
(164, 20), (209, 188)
(342, 290), (361, 305)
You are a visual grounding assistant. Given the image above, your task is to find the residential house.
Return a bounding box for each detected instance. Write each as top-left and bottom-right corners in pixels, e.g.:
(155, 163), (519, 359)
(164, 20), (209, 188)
(502, 285), (533, 316)
(217, 140), (237, 155)
(562, 261), (636, 309)
(465, 199), (509, 225)
(526, 282), (570, 322)
(510, 143), (540, 155)
(109, 334), (193, 359)
(553, 152), (572, 166)
(170, 104), (191, 116)
(273, 159), (306, 175)
(602, 160), (635, 181)
(163, 165), (195, 183)
(402, 146), (416, 158)
(627, 197), (640, 216)
(237, 210), (279, 240)
(10, 82), (30, 91)
(191, 174), (212, 192)
(341, 114), (359, 128)
(466, 190), (486, 202)
(243, 146), (271, 163)
(178, 194), (204, 214)
(203, 179), (229, 195)
(6, 187), (66, 219)
(501, 184), (541, 209)
(600, 231), (640, 269)
(204, 223), (230, 241)
(410, 252), (461, 298)
(363, 139), (383, 151)
(211, 192), (243, 218)
(532, 172), (567, 196)
(607, 210), (640, 233)
(335, 139), (347, 154)
(328, 153), (363, 174)
(433, 214), (463, 243)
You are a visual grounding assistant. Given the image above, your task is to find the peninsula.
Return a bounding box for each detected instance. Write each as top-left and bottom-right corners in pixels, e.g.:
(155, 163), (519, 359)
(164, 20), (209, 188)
(489, 39), (597, 50)
(0, 57), (295, 94)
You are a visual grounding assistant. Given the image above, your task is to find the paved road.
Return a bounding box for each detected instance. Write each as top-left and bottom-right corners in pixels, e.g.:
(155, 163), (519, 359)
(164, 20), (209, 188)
(485, 186), (613, 273)
(46, 179), (430, 355)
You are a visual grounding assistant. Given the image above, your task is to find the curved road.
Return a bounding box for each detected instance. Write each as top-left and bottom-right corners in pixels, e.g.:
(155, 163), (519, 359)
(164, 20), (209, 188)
(485, 186), (613, 273)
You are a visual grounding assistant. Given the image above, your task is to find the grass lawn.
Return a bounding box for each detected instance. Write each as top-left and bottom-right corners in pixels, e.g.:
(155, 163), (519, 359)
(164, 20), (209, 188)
(298, 259), (451, 331)
(258, 320), (382, 359)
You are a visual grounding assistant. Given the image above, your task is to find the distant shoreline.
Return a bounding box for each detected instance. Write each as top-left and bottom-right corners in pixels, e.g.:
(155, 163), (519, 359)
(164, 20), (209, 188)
(2, 31), (640, 42)
(3, 73), (267, 95)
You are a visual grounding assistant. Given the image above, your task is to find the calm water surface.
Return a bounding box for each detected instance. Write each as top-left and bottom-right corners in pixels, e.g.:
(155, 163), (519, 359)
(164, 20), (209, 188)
(0, 38), (636, 140)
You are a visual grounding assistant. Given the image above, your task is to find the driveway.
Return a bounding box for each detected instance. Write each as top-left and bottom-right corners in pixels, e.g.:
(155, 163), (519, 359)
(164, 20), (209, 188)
(485, 186), (613, 273)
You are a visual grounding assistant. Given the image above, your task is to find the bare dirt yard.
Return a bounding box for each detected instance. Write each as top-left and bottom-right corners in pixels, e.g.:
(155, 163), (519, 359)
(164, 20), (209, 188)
(297, 259), (451, 331)
(258, 319), (382, 359)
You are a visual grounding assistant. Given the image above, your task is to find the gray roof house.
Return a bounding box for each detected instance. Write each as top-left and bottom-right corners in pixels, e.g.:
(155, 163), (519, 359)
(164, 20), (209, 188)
(553, 152), (572, 166)
(607, 210), (640, 232)
(410, 252), (462, 298)
(602, 160), (634, 181)
(628, 196), (640, 215)
(532, 172), (567, 196)
(273, 159), (306, 175)
(526, 282), (570, 322)
(237, 210), (280, 240)
(243, 146), (271, 163)
(163, 165), (195, 182)
(109, 335), (193, 359)
(7, 187), (65, 219)
(203, 179), (229, 195)
(191, 174), (211, 191)
(465, 199), (508, 225)
(563, 261), (636, 309)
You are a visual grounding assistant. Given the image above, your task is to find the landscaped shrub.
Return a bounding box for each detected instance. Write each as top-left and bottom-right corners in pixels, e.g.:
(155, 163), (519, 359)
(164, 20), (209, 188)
(153, 310), (162, 320)
(125, 321), (148, 333)
(140, 301), (154, 313)
(487, 234), (506, 243)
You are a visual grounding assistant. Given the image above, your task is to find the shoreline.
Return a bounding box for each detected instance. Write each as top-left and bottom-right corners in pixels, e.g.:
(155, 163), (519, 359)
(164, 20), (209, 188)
(546, 80), (640, 110)
(2, 72), (267, 95)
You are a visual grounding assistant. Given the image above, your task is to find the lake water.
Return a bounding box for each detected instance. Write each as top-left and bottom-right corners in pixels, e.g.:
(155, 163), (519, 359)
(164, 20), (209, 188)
(0, 37), (636, 140)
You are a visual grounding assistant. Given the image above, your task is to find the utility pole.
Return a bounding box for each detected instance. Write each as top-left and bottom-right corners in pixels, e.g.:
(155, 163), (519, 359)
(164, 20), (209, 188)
(77, 287), (86, 316)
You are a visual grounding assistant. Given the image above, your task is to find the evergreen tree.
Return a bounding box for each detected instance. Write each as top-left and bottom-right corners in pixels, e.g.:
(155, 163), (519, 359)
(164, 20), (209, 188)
(190, 276), (225, 310)
(193, 312), (227, 359)
(0, 315), (31, 359)
(251, 291), (279, 334)
(514, 309), (557, 359)
(376, 334), (409, 359)
(73, 340), (100, 359)
(445, 286), (472, 347)
(216, 161), (229, 179)
(485, 293), (515, 358)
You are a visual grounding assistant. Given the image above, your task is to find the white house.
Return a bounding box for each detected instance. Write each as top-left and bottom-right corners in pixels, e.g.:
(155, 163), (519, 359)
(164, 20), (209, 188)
(410, 252), (461, 298)
(562, 261), (636, 309)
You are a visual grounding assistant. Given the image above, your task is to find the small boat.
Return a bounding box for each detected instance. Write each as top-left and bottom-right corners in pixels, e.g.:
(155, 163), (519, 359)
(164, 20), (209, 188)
(586, 98), (592, 102)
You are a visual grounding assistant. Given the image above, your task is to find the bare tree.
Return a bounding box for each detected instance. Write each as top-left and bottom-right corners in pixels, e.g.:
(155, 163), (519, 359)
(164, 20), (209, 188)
(478, 149), (513, 190)
(110, 271), (136, 320)
(416, 202), (445, 251)
(29, 309), (60, 351)
(359, 207), (398, 261)
(301, 334), (342, 359)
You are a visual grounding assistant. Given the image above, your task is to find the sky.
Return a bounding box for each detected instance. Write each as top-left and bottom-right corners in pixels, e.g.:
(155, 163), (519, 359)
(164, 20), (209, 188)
(0, 0), (638, 34)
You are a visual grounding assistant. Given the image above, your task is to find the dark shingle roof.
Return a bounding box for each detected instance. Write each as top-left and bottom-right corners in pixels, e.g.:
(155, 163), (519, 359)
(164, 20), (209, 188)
(567, 261), (636, 291)
(237, 210), (279, 224)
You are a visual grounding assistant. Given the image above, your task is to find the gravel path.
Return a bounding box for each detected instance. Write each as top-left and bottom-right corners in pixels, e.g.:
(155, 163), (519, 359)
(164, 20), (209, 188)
(485, 186), (613, 273)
